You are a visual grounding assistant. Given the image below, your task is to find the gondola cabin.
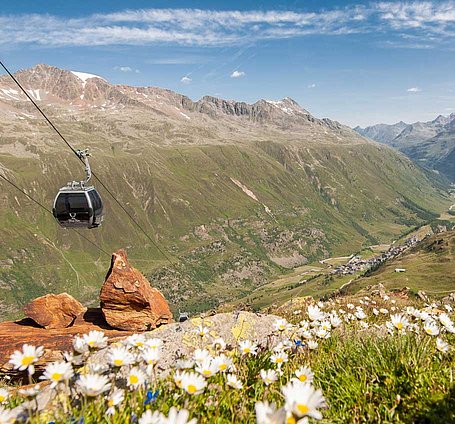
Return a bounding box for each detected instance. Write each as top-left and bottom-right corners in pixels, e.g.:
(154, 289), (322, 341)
(53, 185), (104, 229)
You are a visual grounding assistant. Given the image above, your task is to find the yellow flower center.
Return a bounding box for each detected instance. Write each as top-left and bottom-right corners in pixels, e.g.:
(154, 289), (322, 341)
(129, 375), (139, 384)
(202, 370), (212, 376)
(21, 356), (35, 366)
(396, 323), (403, 330)
(275, 358), (284, 363)
(187, 384), (197, 394)
(299, 374), (307, 382)
(219, 364), (227, 371)
(108, 399), (114, 407)
(114, 359), (123, 366)
(286, 416), (297, 424)
(243, 348), (250, 353)
(51, 372), (63, 381)
(0, 395), (5, 402)
(297, 404), (310, 415)
(88, 341), (95, 347)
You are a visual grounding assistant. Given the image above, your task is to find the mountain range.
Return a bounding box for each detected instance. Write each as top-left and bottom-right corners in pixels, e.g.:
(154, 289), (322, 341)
(0, 64), (450, 320)
(354, 114), (455, 181)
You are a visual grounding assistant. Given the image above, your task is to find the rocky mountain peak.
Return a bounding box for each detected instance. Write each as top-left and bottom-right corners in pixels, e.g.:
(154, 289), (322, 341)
(0, 64), (363, 138)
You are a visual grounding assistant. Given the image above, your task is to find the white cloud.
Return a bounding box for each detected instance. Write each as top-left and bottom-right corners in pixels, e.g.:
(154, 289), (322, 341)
(230, 70), (245, 78)
(180, 76), (192, 84)
(0, 3), (453, 48)
(114, 66), (140, 73)
(407, 87), (422, 92)
(308, 83), (316, 88)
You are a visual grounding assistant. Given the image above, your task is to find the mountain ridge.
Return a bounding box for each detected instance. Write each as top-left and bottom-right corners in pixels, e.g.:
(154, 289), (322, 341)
(354, 113), (455, 181)
(0, 64), (356, 137)
(0, 63), (450, 320)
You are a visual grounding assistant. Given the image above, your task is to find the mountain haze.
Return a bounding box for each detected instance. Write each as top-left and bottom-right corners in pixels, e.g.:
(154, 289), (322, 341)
(355, 114), (455, 181)
(0, 64), (450, 319)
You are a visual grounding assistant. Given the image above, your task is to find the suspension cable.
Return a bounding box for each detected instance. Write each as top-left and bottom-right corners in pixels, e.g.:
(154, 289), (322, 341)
(0, 60), (179, 270)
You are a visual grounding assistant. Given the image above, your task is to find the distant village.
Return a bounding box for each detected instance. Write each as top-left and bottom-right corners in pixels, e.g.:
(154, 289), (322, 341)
(326, 235), (425, 276)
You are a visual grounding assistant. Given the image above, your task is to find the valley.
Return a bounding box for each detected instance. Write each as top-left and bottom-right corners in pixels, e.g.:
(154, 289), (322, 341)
(0, 64), (452, 320)
(355, 115), (455, 181)
(225, 219), (455, 313)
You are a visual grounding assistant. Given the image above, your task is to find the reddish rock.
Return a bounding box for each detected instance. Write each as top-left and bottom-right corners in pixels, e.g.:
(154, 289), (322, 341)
(100, 249), (173, 331)
(24, 293), (86, 329)
(0, 308), (136, 378)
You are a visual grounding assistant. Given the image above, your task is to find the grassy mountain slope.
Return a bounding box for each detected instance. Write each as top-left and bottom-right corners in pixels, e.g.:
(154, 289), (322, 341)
(0, 65), (451, 319)
(346, 230), (455, 296)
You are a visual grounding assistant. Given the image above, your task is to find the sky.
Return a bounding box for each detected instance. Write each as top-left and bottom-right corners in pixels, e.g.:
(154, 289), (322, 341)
(0, 0), (454, 127)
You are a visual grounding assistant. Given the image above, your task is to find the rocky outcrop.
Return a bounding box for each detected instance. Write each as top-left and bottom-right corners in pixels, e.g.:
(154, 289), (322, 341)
(23, 293), (86, 329)
(0, 308), (136, 376)
(90, 311), (280, 376)
(100, 249), (173, 331)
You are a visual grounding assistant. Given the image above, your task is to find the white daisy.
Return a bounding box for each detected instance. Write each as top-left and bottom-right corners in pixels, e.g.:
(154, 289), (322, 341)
(195, 357), (218, 378)
(107, 346), (135, 368)
(270, 352), (288, 366)
(436, 338), (450, 353)
(40, 361), (73, 388)
(0, 389), (9, 405)
(282, 380), (326, 420)
(163, 407), (197, 424)
(0, 406), (16, 424)
(144, 337), (163, 350)
(106, 388), (124, 416)
(239, 340), (258, 356)
(294, 366), (314, 384)
(255, 401), (285, 424)
(260, 369), (278, 385)
(83, 330), (108, 350)
(127, 367), (147, 389)
(138, 409), (165, 424)
(390, 314), (409, 331)
(307, 305), (325, 321)
(213, 354), (233, 373)
(9, 344), (44, 375)
(125, 334), (147, 349)
(423, 320), (440, 336)
(226, 374), (243, 389)
(212, 337), (227, 352)
(76, 374), (111, 397)
(180, 371), (207, 395)
(193, 324), (209, 338)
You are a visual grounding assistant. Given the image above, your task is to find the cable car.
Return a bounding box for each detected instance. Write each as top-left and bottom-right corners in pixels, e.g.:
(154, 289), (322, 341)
(52, 149), (104, 229)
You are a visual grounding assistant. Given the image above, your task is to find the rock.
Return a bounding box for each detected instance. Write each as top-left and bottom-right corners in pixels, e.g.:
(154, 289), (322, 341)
(90, 311), (281, 377)
(7, 311), (281, 415)
(0, 308), (137, 378)
(417, 290), (429, 303)
(442, 293), (455, 304)
(367, 283), (387, 297)
(391, 287), (410, 300)
(23, 293), (86, 329)
(100, 249), (173, 331)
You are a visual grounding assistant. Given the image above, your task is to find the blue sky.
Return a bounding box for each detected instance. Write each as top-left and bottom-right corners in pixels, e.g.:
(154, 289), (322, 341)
(0, 1), (454, 127)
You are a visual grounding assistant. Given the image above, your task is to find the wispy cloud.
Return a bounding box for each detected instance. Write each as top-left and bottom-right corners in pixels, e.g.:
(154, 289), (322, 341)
(308, 83), (317, 88)
(0, 2), (453, 48)
(114, 66), (140, 73)
(180, 76), (192, 84)
(407, 86), (422, 92)
(230, 70), (245, 78)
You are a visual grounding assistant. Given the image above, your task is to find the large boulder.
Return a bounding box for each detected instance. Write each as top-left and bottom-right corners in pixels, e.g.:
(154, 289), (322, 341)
(89, 311), (281, 377)
(100, 249), (173, 331)
(23, 293), (86, 329)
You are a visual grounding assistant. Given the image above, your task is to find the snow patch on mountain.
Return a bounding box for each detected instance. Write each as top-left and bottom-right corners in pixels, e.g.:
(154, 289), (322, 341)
(71, 71), (105, 88)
